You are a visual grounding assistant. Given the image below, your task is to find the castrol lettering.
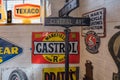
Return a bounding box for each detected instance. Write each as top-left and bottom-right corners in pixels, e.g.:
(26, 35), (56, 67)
(34, 42), (78, 54)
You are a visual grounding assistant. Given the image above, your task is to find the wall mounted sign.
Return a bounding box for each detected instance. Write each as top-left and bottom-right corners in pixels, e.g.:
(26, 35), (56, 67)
(2, 67), (33, 80)
(85, 31), (100, 54)
(108, 31), (120, 80)
(32, 32), (80, 64)
(43, 67), (79, 80)
(82, 8), (106, 37)
(13, 3), (41, 24)
(0, 38), (23, 64)
(14, 4), (40, 19)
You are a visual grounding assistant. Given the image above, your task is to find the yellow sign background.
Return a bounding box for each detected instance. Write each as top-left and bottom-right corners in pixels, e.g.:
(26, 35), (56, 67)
(43, 67), (79, 80)
(42, 32), (65, 63)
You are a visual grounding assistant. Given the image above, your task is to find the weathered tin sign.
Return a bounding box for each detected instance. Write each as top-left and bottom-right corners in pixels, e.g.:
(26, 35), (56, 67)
(0, 38), (23, 64)
(82, 8), (106, 37)
(43, 67), (79, 80)
(14, 4), (40, 18)
(32, 32), (80, 64)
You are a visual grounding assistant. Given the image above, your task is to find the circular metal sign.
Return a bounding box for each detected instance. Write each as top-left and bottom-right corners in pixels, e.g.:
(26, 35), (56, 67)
(85, 31), (100, 54)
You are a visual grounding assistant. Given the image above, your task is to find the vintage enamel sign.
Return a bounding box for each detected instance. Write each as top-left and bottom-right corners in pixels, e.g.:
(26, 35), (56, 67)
(43, 67), (79, 80)
(85, 31), (100, 54)
(14, 4), (40, 19)
(82, 8), (106, 37)
(0, 38), (23, 64)
(32, 32), (80, 64)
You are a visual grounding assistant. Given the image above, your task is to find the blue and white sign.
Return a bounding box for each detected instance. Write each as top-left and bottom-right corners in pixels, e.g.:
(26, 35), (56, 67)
(0, 38), (23, 64)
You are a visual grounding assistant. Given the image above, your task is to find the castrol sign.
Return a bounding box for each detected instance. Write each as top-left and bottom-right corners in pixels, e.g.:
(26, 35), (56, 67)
(14, 4), (40, 18)
(32, 32), (80, 64)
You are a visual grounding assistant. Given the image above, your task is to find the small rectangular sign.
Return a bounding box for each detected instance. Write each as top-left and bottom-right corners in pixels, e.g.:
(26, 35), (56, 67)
(43, 67), (79, 80)
(59, 0), (79, 17)
(45, 17), (90, 26)
(14, 4), (40, 19)
(81, 8), (106, 37)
